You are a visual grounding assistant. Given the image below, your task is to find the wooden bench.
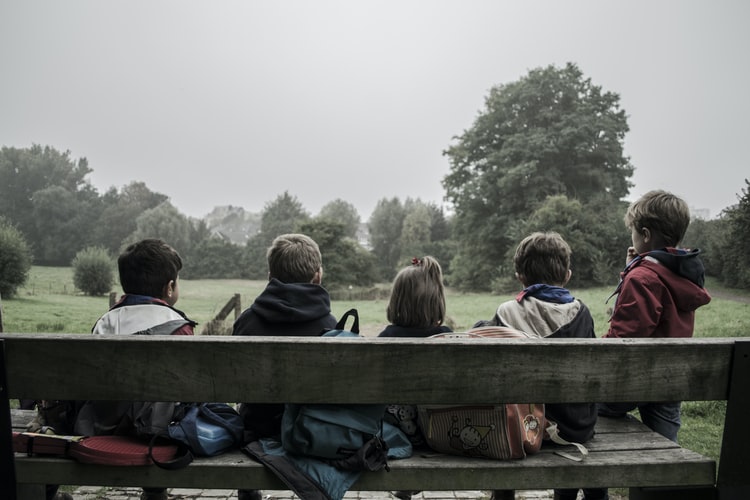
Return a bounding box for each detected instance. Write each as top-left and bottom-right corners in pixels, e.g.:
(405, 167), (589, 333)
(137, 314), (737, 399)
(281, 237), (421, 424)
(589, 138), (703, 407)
(2, 334), (748, 500)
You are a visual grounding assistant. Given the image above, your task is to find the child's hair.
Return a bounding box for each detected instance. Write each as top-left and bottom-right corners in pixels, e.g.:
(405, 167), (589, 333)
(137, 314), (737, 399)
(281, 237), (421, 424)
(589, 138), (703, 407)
(267, 233), (323, 283)
(514, 231), (571, 286)
(624, 190), (690, 247)
(386, 256), (446, 328)
(118, 238), (182, 298)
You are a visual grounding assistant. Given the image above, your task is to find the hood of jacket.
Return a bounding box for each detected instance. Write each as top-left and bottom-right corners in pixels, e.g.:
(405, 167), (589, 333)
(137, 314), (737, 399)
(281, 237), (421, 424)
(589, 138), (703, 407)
(623, 248), (711, 313)
(250, 278), (333, 324)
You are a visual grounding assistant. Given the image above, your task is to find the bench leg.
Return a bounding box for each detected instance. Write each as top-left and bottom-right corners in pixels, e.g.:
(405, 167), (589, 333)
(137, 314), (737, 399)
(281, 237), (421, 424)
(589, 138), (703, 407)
(1, 339), (18, 500)
(629, 486), (716, 499)
(16, 483), (47, 500)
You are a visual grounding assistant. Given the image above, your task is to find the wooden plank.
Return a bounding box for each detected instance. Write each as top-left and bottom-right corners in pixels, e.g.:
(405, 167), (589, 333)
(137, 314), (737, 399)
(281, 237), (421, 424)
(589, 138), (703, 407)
(14, 447), (716, 491)
(717, 339), (750, 499)
(1, 335), (734, 404)
(1, 340), (18, 500)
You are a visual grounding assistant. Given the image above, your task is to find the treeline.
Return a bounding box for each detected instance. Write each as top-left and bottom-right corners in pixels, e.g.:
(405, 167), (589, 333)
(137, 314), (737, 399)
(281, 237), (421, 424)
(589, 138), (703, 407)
(2, 63), (749, 299)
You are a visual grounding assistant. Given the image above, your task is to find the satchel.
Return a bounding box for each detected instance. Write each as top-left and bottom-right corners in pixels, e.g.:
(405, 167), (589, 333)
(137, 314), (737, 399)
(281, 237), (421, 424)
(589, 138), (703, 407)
(418, 327), (587, 461)
(417, 326), (546, 460)
(417, 403), (545, 460)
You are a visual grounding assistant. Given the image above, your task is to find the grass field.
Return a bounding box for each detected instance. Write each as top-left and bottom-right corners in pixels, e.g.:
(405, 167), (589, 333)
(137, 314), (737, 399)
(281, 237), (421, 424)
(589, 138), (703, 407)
(3, 266), (749, 469)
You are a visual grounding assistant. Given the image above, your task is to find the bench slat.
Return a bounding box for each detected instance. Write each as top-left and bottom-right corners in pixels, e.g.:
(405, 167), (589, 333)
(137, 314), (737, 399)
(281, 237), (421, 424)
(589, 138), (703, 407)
(14, 447), (715, 491)
(1, 335), (734, 403)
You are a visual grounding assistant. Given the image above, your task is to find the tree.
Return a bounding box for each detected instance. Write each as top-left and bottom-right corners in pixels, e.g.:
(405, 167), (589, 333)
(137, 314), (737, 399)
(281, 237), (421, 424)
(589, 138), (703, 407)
(125, 202), (195, 257)
(715, 180), (750, 288)
(367, 197), (406, 280)
(91, 182), (169, 253)
(31, 184), (102, 265)
(242, 192), (311, 279)
(443, 63), (633, 290)
(299, 219), (377, 289)
(318, 199), (361, 239)
(0, 145), (96, 263)
(185, 237), (245, 279)
(72, 246), (115, 296)
(0, 217), (32, 298)
(500, 194), (629, 291)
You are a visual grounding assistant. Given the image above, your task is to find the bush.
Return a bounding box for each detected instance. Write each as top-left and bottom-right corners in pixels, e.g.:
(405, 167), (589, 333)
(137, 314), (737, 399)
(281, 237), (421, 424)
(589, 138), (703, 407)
(0, 217), (32, 298)
(72, 246), (114, 296)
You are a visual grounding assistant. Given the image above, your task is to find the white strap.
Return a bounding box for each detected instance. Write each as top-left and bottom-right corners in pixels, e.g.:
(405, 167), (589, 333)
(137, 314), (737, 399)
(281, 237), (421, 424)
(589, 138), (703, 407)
(545, 423), (589, 462)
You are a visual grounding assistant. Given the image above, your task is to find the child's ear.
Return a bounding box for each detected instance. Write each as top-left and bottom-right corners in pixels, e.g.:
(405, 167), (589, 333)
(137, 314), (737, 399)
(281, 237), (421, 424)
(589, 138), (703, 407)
(564, 269), (572, 286)
(311, 267), (323, 285)
(163, 280), (175, 300)
(514, 272), (525, 284)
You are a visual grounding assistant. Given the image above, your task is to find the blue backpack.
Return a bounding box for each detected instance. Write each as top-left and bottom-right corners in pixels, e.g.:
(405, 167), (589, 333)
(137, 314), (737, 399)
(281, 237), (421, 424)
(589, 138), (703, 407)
(280, 309), (398, 471)
(150, 402), (245, 469)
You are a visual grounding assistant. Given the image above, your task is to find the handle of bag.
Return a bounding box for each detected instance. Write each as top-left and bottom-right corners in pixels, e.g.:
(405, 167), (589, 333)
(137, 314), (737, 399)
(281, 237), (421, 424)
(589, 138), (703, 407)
(545, 422), (589, 462)
(334, 308), (359, 334)
(148, 434), (194, 470)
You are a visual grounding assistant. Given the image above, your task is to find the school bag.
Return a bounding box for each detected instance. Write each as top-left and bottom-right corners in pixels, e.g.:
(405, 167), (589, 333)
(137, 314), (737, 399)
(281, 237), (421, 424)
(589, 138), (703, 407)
(280, 309), (395, 472)
(417, 327), (588, 461)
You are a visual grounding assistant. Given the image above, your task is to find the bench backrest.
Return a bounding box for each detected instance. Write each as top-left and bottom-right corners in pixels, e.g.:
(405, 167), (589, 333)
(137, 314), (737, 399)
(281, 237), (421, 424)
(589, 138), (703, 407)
(2, 334), (749, 497)
(0, 334), (739, 404)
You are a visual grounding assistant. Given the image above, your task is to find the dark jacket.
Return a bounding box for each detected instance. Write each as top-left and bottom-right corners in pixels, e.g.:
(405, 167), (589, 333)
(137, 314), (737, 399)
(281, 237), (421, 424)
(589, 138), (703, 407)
(233, 278), (337, 438)
(606, 248), (711, 338)
(233, 278), (337, 337)
(377, 324), (452, 338)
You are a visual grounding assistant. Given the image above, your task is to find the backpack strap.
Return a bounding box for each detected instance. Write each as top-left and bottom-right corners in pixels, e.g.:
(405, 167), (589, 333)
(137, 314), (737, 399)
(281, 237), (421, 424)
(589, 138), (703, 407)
(148, 434), (194, 470)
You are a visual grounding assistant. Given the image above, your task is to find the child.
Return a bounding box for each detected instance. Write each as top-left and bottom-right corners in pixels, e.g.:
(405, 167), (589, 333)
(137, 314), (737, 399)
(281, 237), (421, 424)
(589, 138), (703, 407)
(65, 239), (195, 500)
(599, 190), (711, 442)
(477, 232), (605, 500)
(378, 256), (452, 338)
(233, 233), (337, 500)
(378, 256), (451, 500)
(91, 238), (195, 336)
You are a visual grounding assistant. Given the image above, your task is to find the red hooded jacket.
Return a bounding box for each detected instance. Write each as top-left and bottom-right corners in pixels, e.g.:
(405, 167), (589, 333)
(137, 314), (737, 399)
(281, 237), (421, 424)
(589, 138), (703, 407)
(605, 248), (712, 338)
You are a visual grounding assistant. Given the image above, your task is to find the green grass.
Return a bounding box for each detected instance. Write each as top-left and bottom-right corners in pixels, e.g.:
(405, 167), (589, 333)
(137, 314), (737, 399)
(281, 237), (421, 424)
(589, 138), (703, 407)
(4, 265), (749, 470)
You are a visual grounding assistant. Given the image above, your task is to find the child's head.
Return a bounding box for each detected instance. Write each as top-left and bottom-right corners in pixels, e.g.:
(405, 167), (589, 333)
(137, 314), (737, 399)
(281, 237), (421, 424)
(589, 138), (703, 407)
(514, 232), (572, 287)
(267, 233), (323, 284)
(118, 238), (182, 304)
(625, 190), (690, 250)
(386, 256), (446, 328)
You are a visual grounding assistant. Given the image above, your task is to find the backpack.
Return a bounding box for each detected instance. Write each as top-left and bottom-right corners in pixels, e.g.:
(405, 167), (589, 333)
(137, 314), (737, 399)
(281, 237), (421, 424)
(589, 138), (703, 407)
(149, 402), (245, 470)
(417, 327), (588, 461)
(280, 309), (392, 472)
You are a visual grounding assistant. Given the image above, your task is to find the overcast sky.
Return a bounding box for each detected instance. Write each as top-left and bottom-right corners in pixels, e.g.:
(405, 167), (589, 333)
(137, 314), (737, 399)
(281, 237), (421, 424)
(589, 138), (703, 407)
(2, 1), (748, 221)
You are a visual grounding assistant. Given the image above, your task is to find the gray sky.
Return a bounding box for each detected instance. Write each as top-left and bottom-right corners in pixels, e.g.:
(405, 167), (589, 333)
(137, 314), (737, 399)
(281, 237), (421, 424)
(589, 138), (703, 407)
(2, 1), (748, 221)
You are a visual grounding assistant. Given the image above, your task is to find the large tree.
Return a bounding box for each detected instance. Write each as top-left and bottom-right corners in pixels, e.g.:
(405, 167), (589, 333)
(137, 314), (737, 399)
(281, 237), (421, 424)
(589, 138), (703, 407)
(443, 63), (633, 290)
(0, 145), (95, 262)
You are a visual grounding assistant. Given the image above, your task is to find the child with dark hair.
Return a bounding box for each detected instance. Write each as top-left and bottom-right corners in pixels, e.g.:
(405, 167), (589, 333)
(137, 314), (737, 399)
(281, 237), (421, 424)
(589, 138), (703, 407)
(40, 240), (197, 500)
(92, 238), (195, 336)
(478, 232), (606, 500)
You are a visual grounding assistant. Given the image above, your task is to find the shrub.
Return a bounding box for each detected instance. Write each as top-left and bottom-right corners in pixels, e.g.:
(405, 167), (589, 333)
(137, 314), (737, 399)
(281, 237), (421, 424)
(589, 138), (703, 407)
(72, 246), (114, 296)
(0, 217), (32, 298)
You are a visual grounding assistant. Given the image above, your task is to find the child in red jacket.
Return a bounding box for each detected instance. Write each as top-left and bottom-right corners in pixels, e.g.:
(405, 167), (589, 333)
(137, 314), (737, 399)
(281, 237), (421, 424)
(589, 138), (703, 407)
(599, 190), (711, 442)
